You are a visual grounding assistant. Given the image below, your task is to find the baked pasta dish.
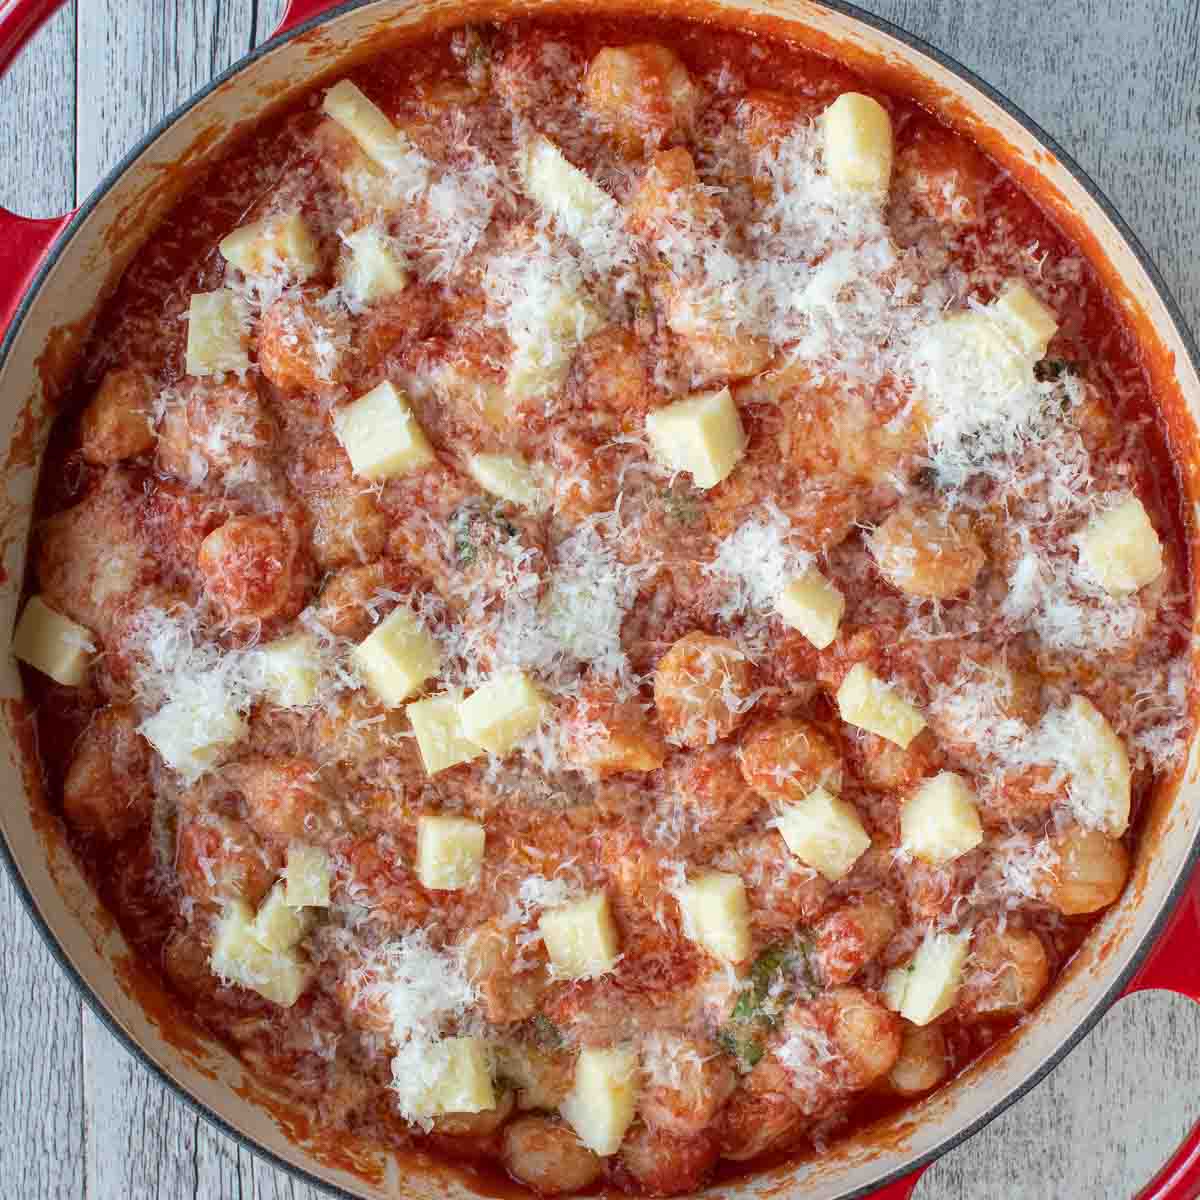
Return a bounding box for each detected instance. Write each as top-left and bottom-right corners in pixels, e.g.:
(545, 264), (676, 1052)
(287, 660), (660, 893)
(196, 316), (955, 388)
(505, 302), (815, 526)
(13, 16), (1194, 1196)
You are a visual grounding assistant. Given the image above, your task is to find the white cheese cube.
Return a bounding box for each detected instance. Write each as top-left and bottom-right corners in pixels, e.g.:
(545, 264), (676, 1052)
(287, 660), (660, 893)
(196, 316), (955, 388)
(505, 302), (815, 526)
(352, 606), (441, 708)
(1059, 695), (1132, 836)
(821, 92), (894, 195)
(644, 387), (746, 490)
(256, 633), (321, 708)
(836, 663), (926, 749)
(466, 453), (546, 511)
(340, 227), (408, 304)
(333, 381), (436, 481)
(506, 285), (602, 406)
(140, 688), (248, 782)
(252, 881), (313, 951)
(211, 900), (311, 1007)
(407, 1036), (497, 1118)
(322, 79), (414, 173)
(900, 772), (984, 866)
(1077, 495), (1164, 595)
(891, 930), (971, 1026)
(775, 569), (845, 649)
(933, 310), (1033, 395)
(12, 596), (94, 686)
(991, 281), (1058, 358)
(218, 212), (320, 281)
(285, 842), (332, 908)
(416, 814), (486, 891)
(676, 871), (752, 964)
(774, 786), (872, 882)
(882, 966), (909, 1013)
(283, 844), (331, 907)
(538, 891), (620, 979)
(185, 290), (248, 377)
(458, 671), (548, 756)
(521, 135), (614, 241)
(408, 693), (483, 775)
(560, 1046), (639, 1156)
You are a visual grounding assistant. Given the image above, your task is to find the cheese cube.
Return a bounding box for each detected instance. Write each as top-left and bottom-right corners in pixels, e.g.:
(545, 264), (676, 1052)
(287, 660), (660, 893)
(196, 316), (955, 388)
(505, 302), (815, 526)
(285, 842), (332, 908)
(256, 633), (321, 708)
(521, 135), (614, 241)
(466, 453), (546, 511)
(991, 281), (1058, 357)
(458, 671), (548, 755)
(538, 891), (620, 979)
(12, 596), (94, 686)
(774, 786), (872, 881)
(253, 881), (314, 951)
(408, 693), (483, 775)
(416, 814), (486, 891)
(211, 900), (311, 1007)
(352, 606), (441, 708)
(1060, 695), (1132, 836)
(322, 79), (414, 173)
(140, 688), (247, 782)
(821, 93), (894, 195)
(882, 966), (909, 1013)
(900, 772), (984, 866)
(409, 1036), (496, 1117)
(1077, 495), (1163, 595)
(560, 1046), (639, 1156)
(775, 569), (845, 649)
(506, 285), (602, 406)
(644, 387), (746, 490)
(933, 310), (1032, 395)
(185, 290), (248, 377)
(333, 381), (436, 481)
(890, 930), (971, 1026)
(218, 212), (320, 281)
(836, 663), (926, 749)
(676, 871), (752, 964)
(341, 227), (408, 304)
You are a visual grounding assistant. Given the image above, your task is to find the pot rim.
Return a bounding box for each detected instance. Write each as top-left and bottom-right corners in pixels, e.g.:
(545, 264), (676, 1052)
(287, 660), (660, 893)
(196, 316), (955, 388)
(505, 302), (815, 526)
(2, 2), (1198, 1198)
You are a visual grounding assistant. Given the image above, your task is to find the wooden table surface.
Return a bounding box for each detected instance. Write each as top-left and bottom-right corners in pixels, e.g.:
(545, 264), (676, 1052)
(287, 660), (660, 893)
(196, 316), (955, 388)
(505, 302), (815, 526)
(1, 1), (1198, 1196)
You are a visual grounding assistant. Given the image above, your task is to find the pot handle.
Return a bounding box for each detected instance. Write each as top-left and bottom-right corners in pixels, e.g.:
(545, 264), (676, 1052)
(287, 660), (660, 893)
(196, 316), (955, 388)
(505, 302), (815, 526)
(0, 0), (64, 78)
(0, 0), (76, 341)
(0, 212), (74, 343)
(868, 1168), (927, 1199)
(273, 0), (347, 38)
(1125, 863), (1200, 1199)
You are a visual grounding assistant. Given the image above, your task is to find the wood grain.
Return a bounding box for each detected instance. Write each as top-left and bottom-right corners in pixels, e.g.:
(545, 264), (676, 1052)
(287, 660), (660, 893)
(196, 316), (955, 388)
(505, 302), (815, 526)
(1, 1), (1198, 1196)
(0, 7), (87, 1200)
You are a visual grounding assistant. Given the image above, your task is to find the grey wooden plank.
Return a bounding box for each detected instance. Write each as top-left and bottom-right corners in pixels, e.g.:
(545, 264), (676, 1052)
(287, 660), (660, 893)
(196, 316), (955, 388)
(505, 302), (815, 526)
(74, 0), (256, 199)
(923, 993), (1200, 1200)
(81, 1009), (241, 1200)
(0, 7), (86, 1200)
(0, 865), (86, 1200)
(0, 2), (76, 215)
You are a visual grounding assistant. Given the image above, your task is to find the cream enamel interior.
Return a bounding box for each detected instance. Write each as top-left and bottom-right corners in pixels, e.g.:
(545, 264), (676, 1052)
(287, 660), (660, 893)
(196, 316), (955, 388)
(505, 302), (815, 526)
(1, 2), (1198, 1197)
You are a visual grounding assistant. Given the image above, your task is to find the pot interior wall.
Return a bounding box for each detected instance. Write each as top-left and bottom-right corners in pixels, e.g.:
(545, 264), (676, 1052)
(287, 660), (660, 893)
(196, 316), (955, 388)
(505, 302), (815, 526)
(1, 2), (1198, 1197)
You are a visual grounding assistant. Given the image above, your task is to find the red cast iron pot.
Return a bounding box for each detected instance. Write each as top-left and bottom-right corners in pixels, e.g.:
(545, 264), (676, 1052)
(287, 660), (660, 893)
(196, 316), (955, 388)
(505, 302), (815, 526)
(1, 1), (1199, 1197)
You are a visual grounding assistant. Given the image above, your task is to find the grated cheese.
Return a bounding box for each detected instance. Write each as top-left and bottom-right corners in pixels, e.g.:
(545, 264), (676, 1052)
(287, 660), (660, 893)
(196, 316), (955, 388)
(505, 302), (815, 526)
(704, 503), (814, 620)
